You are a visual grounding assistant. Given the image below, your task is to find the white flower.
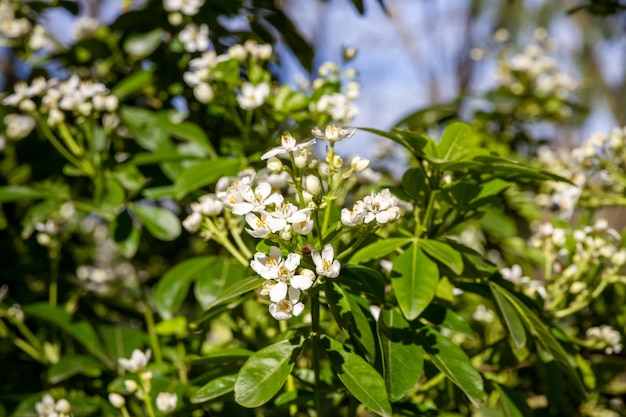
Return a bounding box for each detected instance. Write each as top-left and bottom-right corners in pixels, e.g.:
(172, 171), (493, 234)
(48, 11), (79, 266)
(164, 0), (204, 15)
(350, 156), (370, 172)
(35, 394), (56, 417)
(237, 82), (270, 111)
(244, 212), (285, 238)
(290, 268), (315, 291)
(312, 244), (341, 278)
(362, 189), (400, 224)
(4, 114), (35, 140)
(311, 125), (355, 142)
(231, 182), (283, 215)
(269, 287), (304, 320)
(289, 209), (314, 235)
(586, 325), (623, 354)
(250, 246), (283, 280)
(315, 93), (359, 122)
(108, 393), (126, 409)
(118, 349), (151, 372)
(179, 23), (210, 53)
(182, 211), (203, 232)
(341, 200), (366, 226)
(72, 16), (99, 40)
(156, 392), (178, 413)
(261, 133), (316, 160)
(191, 194), (223, 216)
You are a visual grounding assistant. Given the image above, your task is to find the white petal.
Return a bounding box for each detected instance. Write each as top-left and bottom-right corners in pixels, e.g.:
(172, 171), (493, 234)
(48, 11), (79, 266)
(270, 282), (288, 302)
(292, 302), (305, 317)
(321, 244), (334, 261)
(291, 274), (313, 290)
(231, 202), (255, 215)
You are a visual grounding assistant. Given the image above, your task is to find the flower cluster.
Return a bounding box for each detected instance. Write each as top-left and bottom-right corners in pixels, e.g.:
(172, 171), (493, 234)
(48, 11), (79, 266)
(585, 325), (623, 355)
(526, 220), (626, 317)
(183, 125), (399, 319)
(35, 394), (71, 417)
(0, 0), (30, 39)
(2, 75), (119, 128)
(494, 28), (578, 121)
(114, 349), (179, 413)
(342, 189), (401, 226)
(536, 126), (626, 218)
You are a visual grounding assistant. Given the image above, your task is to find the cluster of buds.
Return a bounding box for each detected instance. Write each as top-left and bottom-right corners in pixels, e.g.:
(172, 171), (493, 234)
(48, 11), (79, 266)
(35, 394), (71, 417)
(164, 0), (205, 26)
(114, 349), (178, 413)
(183, 125), (401, 319)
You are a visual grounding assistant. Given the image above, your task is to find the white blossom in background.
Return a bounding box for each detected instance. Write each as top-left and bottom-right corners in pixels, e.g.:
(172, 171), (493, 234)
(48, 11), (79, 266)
(3, 114), (35, 140)
(0, 1), (30, 39)
(472, 305), (495, 323)
(179, 23), (210, 52)
(237, 82), (270, 110)
(312, 244), (341, 278)
(156, 392), (178, 413)
(108, 393), (126, 409)
(314, 93), (359, 122)
(35, 394), (71, 417)
(163, 0), (204, 15)
(118, 349), (151, 372)
(586, 325), (623, 354)
(72, 16), (100, 40)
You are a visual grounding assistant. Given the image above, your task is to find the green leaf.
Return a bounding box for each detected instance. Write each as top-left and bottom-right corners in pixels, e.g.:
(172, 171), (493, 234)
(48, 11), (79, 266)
(234, 338), (302, 407)
(47, 355), (103, 384)
(350, 237), (412, 264)
(112, 69), (153, 101)
(494, 385), (525, 417)
(155, 316), (188, 338)
(174, 158), (240, 199)
(193, 374), (237, 403)
(0, 186), (48, 203)
(327, 282), (376, 360)
(417, 326), (485, 405)
(322, 335), (392, 417)
(207, 276), (263, 308)
(99, 324), (148, 361)
(23, 303), (112, 366)
(194, 259), (245, 309)
(419, 239), (464, 275)
(131, 204), (181, 241)
(491, 284), (527, 349)
(379, 308), (424, 402)
(190, 348), (253, 365)
(123, 28), (164, 59)
(488, 282), (584, 394)
(154, 114), (217, 158)
(420, 303), (474, 338)
(401, 168), (429, 203)
(155, 257), (215, 319)
(391, 243), (439, 320)
(439, 122), (472, 160)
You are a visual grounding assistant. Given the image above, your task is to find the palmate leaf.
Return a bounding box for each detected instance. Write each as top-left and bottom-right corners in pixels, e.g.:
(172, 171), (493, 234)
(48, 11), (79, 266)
(322, 335), (392, 417)
(234, 337), (303, 407)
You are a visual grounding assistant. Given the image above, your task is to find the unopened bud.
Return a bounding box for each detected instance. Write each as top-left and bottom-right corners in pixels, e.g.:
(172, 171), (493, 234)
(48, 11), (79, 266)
(109, 393), (125, 409)
(304, 175), (321, 195)
(294, 149), (309, 168)
(267, 157), (283, 173)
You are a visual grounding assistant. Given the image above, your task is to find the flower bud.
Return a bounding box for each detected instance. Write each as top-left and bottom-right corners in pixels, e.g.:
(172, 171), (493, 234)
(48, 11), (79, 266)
(350, 156), (370, 172)
(55, 399), (71, 414)
(304, 175), (321, 195)
(124, 379), (138, 393)
(228, 44), (247, 61)
(156, 392), (178, 413)
(168, 12), (183, 26)
(194, 83), (214, 104)
(109, 393), (125, 409)
(267, 157), (283, 173)
(294, 149), (309, 168)
(257, 44), (273, 60)
(47, 109), (65, 126)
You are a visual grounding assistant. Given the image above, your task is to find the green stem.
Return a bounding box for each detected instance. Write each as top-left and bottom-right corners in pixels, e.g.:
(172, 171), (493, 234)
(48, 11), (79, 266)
(14, 338), (44, 363)
(311, 293), (324, 417)
(57, 122), (85, 158)
(204, 218), (250, 266)
(38, 123), (86, 172)
(176, 341), (189, 384)
(279, 320), (298, 417)
(141, 382), (157, 417)
(142, 305), (163, 364)
(120, 405), (131, 417)
(15, 321), (42, 351)
(336, 224), (376, 261)
(225, 212), (252, 259)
